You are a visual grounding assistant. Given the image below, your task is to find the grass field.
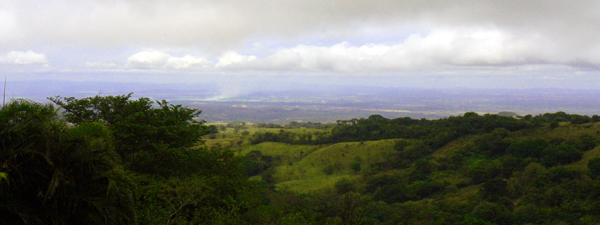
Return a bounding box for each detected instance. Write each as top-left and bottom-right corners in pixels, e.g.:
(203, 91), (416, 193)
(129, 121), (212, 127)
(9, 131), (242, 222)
(269, 139), (399, 193)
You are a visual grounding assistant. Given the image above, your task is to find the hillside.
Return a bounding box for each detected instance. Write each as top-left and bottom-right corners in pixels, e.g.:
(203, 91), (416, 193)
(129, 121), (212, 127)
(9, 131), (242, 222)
(207, 112), (600, 224)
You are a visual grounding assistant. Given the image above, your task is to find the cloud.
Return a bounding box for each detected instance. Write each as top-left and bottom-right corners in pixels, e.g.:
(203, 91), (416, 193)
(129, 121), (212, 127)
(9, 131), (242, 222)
(213, 27), (583, 72)
(215, 52), (256, 68)
(126, 50), (211, 70)
(0, 51), (48, 65)
(3, 1), (600, 74)
(3, 1), (599, 52)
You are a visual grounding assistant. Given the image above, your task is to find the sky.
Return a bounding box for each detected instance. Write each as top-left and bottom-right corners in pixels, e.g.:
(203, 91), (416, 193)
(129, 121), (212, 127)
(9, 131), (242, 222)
(1, 0), (600, 93)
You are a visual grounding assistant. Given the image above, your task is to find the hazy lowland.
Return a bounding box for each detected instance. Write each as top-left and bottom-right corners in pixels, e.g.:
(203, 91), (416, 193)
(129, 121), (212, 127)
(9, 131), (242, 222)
(3, 85), (600, 224)
(11, 80), (600, 123)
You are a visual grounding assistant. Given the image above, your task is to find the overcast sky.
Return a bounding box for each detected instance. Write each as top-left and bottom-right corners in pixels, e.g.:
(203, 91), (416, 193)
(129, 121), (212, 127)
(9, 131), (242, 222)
(2, 0), (600, 91)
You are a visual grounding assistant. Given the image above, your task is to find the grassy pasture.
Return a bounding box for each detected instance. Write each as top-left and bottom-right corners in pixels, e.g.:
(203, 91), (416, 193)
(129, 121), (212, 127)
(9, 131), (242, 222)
(271, 139), (399, 193)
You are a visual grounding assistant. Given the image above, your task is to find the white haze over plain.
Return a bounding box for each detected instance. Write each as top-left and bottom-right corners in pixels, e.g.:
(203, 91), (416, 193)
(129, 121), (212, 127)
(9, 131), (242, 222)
(1, 0), (600, 90)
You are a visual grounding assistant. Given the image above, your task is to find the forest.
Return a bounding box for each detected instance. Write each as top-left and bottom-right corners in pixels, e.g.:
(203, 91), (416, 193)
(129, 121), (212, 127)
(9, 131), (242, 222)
(2, 93), (600, 225)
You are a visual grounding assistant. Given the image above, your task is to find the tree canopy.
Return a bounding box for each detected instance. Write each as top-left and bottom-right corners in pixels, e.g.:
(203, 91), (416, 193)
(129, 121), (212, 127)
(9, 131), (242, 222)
(49, 93), (208, 158)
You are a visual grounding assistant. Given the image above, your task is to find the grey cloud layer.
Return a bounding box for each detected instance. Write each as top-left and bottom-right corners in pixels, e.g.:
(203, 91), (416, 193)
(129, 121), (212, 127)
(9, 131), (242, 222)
(2, 0), (600, 72)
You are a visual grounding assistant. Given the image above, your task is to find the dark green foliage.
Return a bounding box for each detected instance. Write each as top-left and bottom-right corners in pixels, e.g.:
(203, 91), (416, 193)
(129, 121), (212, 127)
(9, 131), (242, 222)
(513, 204), (541, 224)
(134, 145), (261, 224)
(507, 138), (549, 159)
(49, 93), (207, 158)
(588, 157), (600, 179)
(373, 184), (415, 204)
(129, 144), (243, 178)
(207, 124), (219, 134)
(250, 111), (536, 146)
(547, 167), (580, 183)
(570, 133), (598, 151)
(365, 174), (402, 193)
(542, 111), (570, 122)
(334, 178), (355, 194)
(410, 159), (437, 181)
(350, 161), (362, 173)
(469, 159), (502, 184)
(322, 162), (342, 175)
(541, 143), (583, 167)
(549, 119), (560, 129)
(243, 150), (273, 177)
(409, 179), (448, 199)
(337, 192), (369, 225)
(482, 178), (508, 201)
(391, 141), (434, 169)
(0, 100), (136, 225)
(262, 167), (276, 184)
(471, 201), (513, 225)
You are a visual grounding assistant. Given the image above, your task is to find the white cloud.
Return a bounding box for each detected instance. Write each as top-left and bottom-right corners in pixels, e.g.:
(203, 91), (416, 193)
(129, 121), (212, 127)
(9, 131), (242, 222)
(0, 51), (47, 65)
(214, 27), (559, 72)
(215, 52), (256, 68)
(126, 50), (211, 70)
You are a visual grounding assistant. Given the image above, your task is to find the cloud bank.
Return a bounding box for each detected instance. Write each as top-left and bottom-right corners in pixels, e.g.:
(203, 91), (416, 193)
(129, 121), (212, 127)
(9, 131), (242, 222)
(121, 27), (598, 73)
(2, 0), (600, 77)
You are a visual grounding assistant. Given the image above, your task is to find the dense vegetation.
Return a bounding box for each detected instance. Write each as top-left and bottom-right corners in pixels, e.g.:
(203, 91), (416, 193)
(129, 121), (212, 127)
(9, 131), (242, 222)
(3, 93), (600, 224)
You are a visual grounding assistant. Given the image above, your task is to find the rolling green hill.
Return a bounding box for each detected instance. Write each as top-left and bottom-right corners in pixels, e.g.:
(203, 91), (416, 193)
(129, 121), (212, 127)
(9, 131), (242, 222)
(204, 112), (600, 224)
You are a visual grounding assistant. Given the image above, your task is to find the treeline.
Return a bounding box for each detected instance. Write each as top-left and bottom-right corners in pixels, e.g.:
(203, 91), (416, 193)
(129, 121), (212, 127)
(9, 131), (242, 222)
(255, 121), (334, 129)
(251, 112), (595, 146)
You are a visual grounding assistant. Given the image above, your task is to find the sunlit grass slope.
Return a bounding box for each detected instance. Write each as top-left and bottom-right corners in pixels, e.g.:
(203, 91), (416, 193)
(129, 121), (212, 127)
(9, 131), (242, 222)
(273, 139), (399, 193)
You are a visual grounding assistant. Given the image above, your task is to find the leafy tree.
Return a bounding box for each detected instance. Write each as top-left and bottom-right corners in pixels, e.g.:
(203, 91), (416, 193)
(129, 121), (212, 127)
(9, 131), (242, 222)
(0, 100), (136, 224)
(49, 93), (208, 159)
